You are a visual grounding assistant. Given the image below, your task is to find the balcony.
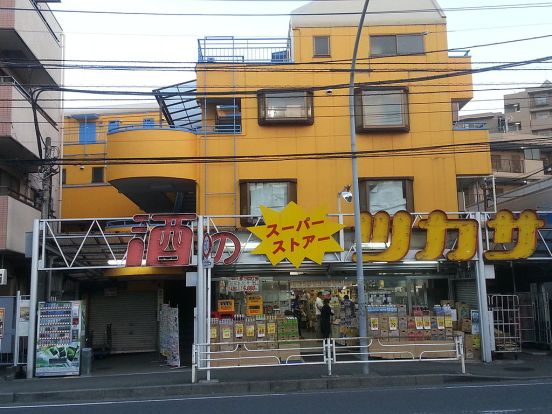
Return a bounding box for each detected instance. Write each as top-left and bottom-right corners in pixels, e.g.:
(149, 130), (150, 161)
(198, 36), (292, 64)
(492, 157), (524, 174)
(453, 121), (487, 130)
(0, 190), (41, 254)
(0, 0), (63, 85)
(0, 76), (59, 165)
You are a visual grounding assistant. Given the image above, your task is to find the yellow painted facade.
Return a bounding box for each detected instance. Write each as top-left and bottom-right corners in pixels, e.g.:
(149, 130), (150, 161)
(62, 19), (490, 223)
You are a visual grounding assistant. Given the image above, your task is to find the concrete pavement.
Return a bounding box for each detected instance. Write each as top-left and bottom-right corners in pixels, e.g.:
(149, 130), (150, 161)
(1, 351), (552, 404)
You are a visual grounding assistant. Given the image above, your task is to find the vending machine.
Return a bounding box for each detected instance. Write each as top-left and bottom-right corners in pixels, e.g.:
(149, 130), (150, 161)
(35, 301), (85, 377)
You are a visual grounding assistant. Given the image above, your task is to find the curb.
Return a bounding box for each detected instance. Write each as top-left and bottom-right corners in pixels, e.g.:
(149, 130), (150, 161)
(1, 373), (544, 405)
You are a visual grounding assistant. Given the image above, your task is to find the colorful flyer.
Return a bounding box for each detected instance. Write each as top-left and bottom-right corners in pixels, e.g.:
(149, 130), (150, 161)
(415, 316), (424, 330)
(423, 315), (431, 330)
(246, 325), (255, 337)
(257, 324), (266, 338)
(389, 316), (398, 331)
(234, 323), (244, 338)
(370, 317), (379, 331)
(210, 327), (218, 339)
(222, 326), (232, 340)
(267, 322), (276, 335)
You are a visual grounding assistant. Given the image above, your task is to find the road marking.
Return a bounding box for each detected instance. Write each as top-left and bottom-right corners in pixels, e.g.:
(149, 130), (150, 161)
(1, 380), (552, 410)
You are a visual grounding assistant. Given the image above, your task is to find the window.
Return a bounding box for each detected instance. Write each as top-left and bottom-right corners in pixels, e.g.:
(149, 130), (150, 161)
(505, 103), (520, 113)
(359, 179), (414, 214)
(524, 148), (541, 160)
(62, 169), (66, 185)
(258, 90), (314, 125)
(354, 87), (409, 132)
(533, 111), (551, 120)
(313, 36), (330, 57)
(533, 95), (549, 107)
(370, 34), (424, 57)
(209, 99), (241, 133)
(143, 118), (155, 128)
(91, 167), (105, 184)
(79, 121), (97, 144)
(107, 120), (121, 133)
(239, 181), (297, 226)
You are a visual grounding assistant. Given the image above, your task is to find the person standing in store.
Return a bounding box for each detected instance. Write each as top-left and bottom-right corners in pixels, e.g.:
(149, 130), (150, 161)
(320, 299), (334, 339)
(315, 291), (324, 337)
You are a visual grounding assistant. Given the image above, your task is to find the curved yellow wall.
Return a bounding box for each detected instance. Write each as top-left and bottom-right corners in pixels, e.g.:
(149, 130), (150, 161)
(106, 129), (199, 182)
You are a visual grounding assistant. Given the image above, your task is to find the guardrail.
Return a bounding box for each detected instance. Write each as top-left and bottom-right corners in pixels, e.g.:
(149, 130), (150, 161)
(192, 336), (465, 382)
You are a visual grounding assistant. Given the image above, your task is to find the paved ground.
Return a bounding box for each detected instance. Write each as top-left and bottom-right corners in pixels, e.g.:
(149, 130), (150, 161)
(3, 380), (552, 413)
(1, 350), (552, 405)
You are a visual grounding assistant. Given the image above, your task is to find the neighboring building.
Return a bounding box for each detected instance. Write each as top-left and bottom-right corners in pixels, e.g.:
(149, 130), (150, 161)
(504, 81), (552, 135)
(0, 0), (63, 295)
(455, 112), (505, 134)
(60, 0), (492, 361)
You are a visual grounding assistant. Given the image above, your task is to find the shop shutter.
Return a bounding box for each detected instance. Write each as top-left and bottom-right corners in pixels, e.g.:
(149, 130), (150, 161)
(88, 290), (157, 353)
(454, 279), (479, 309)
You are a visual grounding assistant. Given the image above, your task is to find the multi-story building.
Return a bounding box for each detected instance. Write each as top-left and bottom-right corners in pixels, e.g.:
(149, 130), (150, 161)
(504, 81), (552, 135)
(60, 0), (491, 361)
(0, 0), (63, 295)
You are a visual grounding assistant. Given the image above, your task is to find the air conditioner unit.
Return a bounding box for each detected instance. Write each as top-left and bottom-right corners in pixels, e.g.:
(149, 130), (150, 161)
(0, 269), (6, 285)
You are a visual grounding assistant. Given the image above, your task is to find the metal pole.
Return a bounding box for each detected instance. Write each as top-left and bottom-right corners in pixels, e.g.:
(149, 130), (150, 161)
(337, 194), (345, 261)
(26, 219), (40, 378)
(196, 216), (205, 370)
(14, 290), (20, 367)
(349, 0), (371, 374)
(475, 212), (492, 362)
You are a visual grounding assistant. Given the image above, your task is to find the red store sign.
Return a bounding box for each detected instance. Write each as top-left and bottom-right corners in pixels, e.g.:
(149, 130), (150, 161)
(125, 214), (241, 267)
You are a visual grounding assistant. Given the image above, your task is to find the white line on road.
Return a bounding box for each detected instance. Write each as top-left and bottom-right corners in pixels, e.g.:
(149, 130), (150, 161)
(1, 380), (552, 410)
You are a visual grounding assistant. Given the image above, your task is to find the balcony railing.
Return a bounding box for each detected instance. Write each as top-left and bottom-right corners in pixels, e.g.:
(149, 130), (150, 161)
(198, 36), (292, 64)
(108, 123), (242, 136)
(0, 186), (41, 210)
(453, 121), (487, 130)
(491, 158), (524, 174)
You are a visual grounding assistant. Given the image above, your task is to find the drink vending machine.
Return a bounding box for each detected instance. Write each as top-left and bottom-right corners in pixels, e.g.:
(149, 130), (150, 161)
(35, 301), (85, 377)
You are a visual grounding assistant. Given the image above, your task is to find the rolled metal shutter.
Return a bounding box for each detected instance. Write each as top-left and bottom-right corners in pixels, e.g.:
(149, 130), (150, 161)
(454, 279), (479, 309)
(89, 290), (157, 353)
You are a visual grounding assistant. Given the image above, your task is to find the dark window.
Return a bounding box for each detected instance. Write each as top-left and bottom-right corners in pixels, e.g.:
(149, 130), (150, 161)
(108, 120), (121, 133)
(239, 181), (297, 226)
(359, 179), (414, 214)
(370, 34), (424, 57)
(210, 99), (241, 133)
(313, 36), (330, 56)
(62, 169), (67, 185)
(79, 121), (97, 144)
(354, 87), (409, 132)
(258, 90), (314, 125)
(92, 167), (105, 184)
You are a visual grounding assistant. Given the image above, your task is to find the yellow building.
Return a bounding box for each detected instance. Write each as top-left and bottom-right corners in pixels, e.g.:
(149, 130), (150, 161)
(59, 0), (492, 361)
(63, 1), (490, 223)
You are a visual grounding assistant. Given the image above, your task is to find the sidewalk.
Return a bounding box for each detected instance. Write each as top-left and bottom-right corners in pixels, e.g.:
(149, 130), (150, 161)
(1, 352), (552, 405)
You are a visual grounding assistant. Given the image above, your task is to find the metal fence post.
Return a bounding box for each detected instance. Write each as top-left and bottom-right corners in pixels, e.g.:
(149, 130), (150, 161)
(327, 339), (333, 376)
(191, 344), (197, 383)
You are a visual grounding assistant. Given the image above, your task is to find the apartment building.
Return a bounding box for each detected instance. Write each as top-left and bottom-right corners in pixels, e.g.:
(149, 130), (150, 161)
(59, 0), (492, 360)
(0, 0), (63, 295)
(504, 81), (552, 135)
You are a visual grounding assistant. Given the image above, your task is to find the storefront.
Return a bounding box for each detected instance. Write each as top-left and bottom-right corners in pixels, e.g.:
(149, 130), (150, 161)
(24, 207), (548, 378)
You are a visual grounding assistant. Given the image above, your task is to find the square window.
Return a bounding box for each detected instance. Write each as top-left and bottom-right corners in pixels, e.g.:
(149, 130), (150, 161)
(108, 120), (121, 133)
(355, 88), (409, 132)
(370, 35), (397, 56)
(258, 90), (314, 125)
(360, 179), (414, 214)
(313, 36), (330, 57)
(92, 167), (105, 184)
(240, 181), (297, 226)
(397, 34), (424, 55)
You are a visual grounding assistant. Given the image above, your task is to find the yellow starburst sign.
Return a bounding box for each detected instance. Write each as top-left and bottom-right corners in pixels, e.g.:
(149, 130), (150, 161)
(248, 202), (344, 268)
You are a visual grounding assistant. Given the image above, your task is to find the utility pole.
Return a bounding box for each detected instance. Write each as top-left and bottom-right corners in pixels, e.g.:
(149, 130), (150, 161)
(41, 136), (52, 220)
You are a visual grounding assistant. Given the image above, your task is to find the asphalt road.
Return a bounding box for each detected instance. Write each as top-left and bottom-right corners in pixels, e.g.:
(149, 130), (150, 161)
(2, 380), (552, 413)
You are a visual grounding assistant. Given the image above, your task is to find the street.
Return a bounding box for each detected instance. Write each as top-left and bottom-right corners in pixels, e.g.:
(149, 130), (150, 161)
(2, 380), (552, 413)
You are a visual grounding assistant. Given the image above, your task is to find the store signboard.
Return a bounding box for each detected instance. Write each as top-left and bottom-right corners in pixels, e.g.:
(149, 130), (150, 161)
(248, 202), (344, 268)
(226, 277), (260, 293)
(356, 209), (544, 263)
(124, 214), (241, 268)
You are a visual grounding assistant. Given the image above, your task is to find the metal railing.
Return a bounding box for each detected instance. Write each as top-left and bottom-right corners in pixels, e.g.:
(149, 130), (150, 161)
(0, 186), (41, 210)
(192, 336), (465, 382)
(107, 123), (242, 136)
(453, 121), (488, 130)
(198, 36), (292, 64)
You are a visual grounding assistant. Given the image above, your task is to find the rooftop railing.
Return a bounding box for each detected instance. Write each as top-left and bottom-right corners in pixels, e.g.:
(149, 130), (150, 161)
(198, 36), (292, 64)
(453, 121), (488, 130)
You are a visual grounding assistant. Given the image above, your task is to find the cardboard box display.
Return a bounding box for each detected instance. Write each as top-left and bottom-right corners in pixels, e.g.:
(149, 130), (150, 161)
(407, 317), (416, 329)
(397, 305), (407, 316)
(462, 318), (472, 333)
(398, 317), (408, 330)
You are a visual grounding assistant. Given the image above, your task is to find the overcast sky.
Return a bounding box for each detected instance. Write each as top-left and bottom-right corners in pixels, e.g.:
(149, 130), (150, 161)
(50, 0), (552, 114)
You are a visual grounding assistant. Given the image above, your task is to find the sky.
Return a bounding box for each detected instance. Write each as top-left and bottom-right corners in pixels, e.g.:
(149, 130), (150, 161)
(49, 0), (552, 114)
